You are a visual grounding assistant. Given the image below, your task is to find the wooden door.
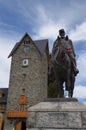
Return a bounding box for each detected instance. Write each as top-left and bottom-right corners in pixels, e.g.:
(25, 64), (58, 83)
(15, 121), (22, 130)
(0, 120), (3, 130)
(0, 114), (3, 130)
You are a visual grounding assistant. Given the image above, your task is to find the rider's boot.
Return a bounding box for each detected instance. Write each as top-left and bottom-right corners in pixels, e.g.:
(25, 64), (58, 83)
(74, 67), (79, 76)
(72, 61), (79, 76)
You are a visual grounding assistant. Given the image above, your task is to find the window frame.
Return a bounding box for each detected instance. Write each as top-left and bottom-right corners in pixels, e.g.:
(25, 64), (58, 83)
(22, 59), (29, 67)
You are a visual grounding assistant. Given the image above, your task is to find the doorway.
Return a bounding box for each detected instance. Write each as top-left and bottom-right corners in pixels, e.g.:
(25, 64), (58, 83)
(21, 121), (26, 130)
(15, 121), (26, 130)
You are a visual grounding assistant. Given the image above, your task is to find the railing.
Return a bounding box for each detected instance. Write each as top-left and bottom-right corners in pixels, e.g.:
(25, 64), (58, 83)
(7, 111), (27, 118)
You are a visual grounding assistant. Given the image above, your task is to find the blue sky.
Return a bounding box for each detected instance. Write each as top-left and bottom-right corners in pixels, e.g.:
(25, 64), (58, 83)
(0, 0), (86, 104)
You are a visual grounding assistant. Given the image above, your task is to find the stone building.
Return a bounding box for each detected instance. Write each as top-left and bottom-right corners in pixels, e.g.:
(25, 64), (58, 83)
(3, 33), (49, 130)
(0, 88), (8, 130)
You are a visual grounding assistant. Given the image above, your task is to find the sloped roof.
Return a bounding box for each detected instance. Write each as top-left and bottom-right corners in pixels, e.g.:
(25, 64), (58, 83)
(8, 42), (20, 58)
(0, 88), (8, 103)
(34, 39), (48, 55)
(8, 33), (33, 58)
(8, 33), (49, 58)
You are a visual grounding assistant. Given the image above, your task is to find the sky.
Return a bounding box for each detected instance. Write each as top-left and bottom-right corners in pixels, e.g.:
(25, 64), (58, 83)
(0, 0), (86, 104)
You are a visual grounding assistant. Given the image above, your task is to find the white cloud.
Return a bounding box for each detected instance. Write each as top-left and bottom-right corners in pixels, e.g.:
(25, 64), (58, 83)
(74, 85), (86, 99)
(69, 22), (86, 41)
(32, 4), (67, 40)
(29, 3), (86, 45)
(73, 52), (86, 102)
(76, 52), (86, 83)
(0, 36), (18, 88)
(1, 0), (86, 43)
(33, 23), (63, 40)
(84, 102), (86, 105)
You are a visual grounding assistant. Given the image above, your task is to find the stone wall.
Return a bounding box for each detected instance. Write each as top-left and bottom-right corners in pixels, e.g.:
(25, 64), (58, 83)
(4, 35), (48, 130)
(27, 100), (86, 130)
(7, 35), (47, 110)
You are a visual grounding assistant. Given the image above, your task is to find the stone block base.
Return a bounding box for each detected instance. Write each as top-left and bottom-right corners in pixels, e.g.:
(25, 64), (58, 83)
(26, 128), (86, 130)
(27, 98), (86, 129)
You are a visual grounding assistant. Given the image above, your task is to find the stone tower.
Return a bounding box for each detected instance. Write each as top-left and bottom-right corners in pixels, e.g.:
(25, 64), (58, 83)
(4, 33), (49, 130)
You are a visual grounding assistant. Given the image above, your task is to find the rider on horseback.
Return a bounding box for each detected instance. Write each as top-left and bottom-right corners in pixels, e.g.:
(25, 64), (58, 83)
(51, 29), (79, 76)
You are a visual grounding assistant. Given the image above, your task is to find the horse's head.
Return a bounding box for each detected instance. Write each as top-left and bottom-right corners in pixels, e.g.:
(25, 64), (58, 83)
(54, 45), (66, 62)
(52, 44), (71, 69)
(60, 51), (65, 59)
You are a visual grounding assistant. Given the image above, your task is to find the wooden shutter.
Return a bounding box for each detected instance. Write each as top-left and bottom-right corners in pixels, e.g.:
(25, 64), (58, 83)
(19, 95), (26, 105)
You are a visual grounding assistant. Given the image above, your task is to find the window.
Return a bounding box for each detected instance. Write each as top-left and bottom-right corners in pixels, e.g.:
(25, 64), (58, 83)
(22, 59), (29, 66)
(24, 47), (30, 53)
(24, 40), (30, 45)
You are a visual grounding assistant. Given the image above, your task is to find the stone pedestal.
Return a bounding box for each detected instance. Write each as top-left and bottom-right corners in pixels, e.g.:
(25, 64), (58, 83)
(27, 98), (86, 130)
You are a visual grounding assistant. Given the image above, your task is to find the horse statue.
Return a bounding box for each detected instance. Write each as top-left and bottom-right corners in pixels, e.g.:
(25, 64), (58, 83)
(49, 41), (75, 98)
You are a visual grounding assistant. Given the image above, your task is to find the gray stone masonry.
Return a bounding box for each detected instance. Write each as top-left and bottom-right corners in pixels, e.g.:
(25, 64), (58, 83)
(4, 35), (48, 130)
(27, 98), (86, 130)
(6, 35), (48, 111)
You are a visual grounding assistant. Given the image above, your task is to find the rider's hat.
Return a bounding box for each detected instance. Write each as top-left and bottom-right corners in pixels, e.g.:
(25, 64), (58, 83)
(59, 29), (65, 34)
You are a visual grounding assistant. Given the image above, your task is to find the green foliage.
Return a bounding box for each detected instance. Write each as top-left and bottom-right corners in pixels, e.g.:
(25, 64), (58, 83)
(48, 66), (64, 98)
(48, 80), (57, 98)
(48, 80), (64, 98)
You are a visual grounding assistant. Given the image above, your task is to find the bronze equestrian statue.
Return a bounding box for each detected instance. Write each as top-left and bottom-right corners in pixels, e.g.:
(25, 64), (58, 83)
(49, 29), (79, 98)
